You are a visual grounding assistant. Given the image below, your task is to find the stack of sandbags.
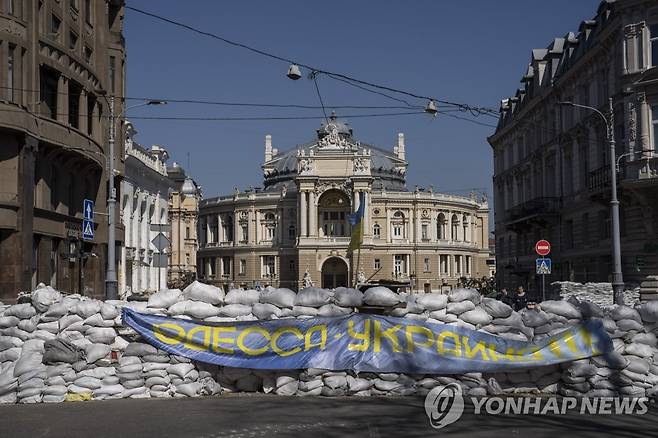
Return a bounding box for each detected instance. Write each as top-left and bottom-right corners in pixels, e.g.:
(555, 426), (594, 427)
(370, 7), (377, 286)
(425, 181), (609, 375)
(146, 289), (183, 315)
(217, 367), (262, 393)
(363, 287), (401, 307)
(293, 287), (334, 318)
(14, 339), (46, 403)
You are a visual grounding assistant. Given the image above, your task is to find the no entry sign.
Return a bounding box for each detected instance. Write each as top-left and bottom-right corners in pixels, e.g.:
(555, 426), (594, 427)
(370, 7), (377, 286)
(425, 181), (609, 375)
(535, 240), (551, 256)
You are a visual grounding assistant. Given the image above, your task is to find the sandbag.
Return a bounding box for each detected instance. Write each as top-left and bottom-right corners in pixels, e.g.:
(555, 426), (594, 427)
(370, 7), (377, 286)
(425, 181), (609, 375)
(459, 307), (492, 326)
(72, 300), (102, 318)
(86, 327), (117, 344)
(539, 300), (581, 319)
(124, 343), (158, 357)
(416, 293), (448, 311)
(610, 306), (641, 323)
(218, 304), (252, 318)
(42, 339), (83, 364)
(0, 316), (19, 329)
(318, 304), (352, 317)
(333, 288), (363, 307)
(292, 306), (319, 317)
(448, 288), (481, 304)
(295, 287), (332, 307)
(363, 287), (400, 306)
(225, 289), (261, 306)
(31, 285), (62, 312)
(638, 301), (658, 323)
(100, 303), (120, 320)
(168, 300), (221, 319)
(183, 281), (225, 305)
(147, 289), (183, 309)
(481, 297), (512, 318)
(446, 300), (475, 315)
(520, 309), (550, 327)
(252, 303), (282, 320)
(259, 288), (296, 308)
(4, 304), (36, 319)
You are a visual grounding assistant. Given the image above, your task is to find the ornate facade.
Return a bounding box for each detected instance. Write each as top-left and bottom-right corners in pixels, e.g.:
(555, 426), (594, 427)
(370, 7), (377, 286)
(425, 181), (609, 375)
(118, 122), (171, 297)
(198, 115), (490, 292)
(0, 0), (125, 301)
(489, 0), (658, 290)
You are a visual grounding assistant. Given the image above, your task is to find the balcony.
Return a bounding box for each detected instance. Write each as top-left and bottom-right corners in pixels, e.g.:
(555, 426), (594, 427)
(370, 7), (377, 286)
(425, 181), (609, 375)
(505, 197), (561, 232)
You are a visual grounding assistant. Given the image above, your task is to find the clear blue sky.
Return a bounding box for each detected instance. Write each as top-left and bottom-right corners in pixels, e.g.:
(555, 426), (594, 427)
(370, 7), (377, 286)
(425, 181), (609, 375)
(124, 0), (601, 202)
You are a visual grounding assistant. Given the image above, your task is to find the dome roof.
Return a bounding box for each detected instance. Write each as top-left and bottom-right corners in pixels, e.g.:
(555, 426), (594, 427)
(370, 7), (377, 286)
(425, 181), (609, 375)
(181, 177), (198, 196)
(316, 112), (353, 139)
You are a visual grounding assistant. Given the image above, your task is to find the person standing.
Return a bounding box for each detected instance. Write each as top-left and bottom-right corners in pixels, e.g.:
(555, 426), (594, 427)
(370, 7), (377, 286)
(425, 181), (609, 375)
(497, 288), (514, 307)
(513, 286), (528, 311)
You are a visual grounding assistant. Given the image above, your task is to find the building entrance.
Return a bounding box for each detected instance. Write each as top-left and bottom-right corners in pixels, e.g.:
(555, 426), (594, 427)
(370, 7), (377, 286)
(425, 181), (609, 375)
(321, 257), (348, 289)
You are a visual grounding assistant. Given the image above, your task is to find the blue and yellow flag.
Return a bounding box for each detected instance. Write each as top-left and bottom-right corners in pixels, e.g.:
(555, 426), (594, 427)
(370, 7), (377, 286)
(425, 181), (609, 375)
(348, 193), (365, 252)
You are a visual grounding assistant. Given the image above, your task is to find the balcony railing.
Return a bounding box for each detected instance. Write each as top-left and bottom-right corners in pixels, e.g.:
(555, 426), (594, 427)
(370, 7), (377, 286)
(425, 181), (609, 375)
(505, 197), (561, 223)
(587, 165), (611, 192)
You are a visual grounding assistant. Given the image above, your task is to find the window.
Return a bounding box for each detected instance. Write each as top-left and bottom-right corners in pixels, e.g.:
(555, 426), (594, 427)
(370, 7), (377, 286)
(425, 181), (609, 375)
(394, 255), (407, 277)
(84, 46), (93, 64)
(440, 255), (449, 275)
(68, 80), (82, 128)
(421, 224), (429, 240)
(462, 215), (469, 242)
(423, 257), (430, 273)
(185, 226), (190, 239)
(374, 258), (381, 270)
(437, 213), (447, 239)
(68, 31), (78, 51)
(109, 56), (116, 93)
(393, 225), (402, 237)
(651, 23), (658, 67)
(85, 0), (92, 24)
(465, 256), (471, 275)
(455, 255), (462, 275)
(40, 66), (58, 119)
(239, 259), (246, 275)
(373, 223), (381, 239)
(6, 45), (14, 102)
(651, 105), (658, 152)
(262, 256), (276, 277)
(5, 0), (14, 15)
(289, 259), (296, 272)
(451, 214), (459, 240)
(288, 224), (296, 240)
(51, 14), (61, 36)
(221, 257), (231, 277)
(185, 253), (190, 265)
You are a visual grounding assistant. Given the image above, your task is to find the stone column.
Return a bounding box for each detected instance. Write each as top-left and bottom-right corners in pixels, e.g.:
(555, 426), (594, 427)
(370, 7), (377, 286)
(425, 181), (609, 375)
(233, 212), (239, 246)
(308, 190), (317, 237)
(363, 190), (370, 236)
(354, 191), (360, 212)
(300, 191), (307, 237)
(386, 208), (391, 243)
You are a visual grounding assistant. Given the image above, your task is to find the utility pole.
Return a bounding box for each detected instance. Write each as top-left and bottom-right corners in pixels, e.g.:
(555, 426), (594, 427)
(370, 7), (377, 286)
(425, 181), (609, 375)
(106, 95), (118, 300)
(608, 97), (624, 305)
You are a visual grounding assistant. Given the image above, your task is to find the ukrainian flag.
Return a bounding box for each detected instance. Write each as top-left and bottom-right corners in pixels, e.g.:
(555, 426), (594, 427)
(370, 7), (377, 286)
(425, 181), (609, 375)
(348, 193), (365, 252)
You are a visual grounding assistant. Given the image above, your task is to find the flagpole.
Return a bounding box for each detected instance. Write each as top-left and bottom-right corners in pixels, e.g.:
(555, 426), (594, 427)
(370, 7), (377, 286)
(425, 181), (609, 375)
(354, 244), (361, 289)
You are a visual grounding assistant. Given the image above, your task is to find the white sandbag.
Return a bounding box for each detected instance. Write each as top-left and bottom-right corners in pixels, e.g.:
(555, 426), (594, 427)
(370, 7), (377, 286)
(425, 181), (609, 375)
(631, 333), (657, 347)
(43, 385), (67, 396)
(0, 347), (20, 362)
(0, 316), (20, 329)
(617, 319), (644, 332)
(318, 304), (352, 317)
(363, 287), (400, 306)
(100, 303), (120, 320)
(0, 336), (23, 350)
(17, 316), (38, 332)
(4, 303), (36, 319)
(218, 304), (252, 318)
(448, 288), (481, 304)
(43, 302), (72, 319)
(147, 289), (183, 309)
(416, 293), (448, 311)
(167, 300), (219, 319)
(610, 306), (642, 323)
(638, 301), (658, 323)
(86, 327), (117, 344)
(446, 300), (475, 315)
(82, 313), (107, 328)
(124, 343), (158, 357)
(0, 327), (31, 341)
(252, 303), (282, 320)
(93, 385), (124, 396)
(176, 382), (202, 397)
(295, 287), (332, 308)
(333, 287), (363, 307)
(259, 288), (296, 308)
(183, 281), (225, 305)
(13, 352), (44, 377)
(323, 375), (347, 389)
(74, 376), (102, 390)
(625, 343), (655, 358)
(59, 314), (83, 331)
(481, 297), (512, 318)
(85, 344), (111, 363)
(520, 309), (550, 327)
(31, 285), (62, 312)
(275, 380), (299, 396)
(459, 307), (492, 326)
(539, 300), (581, 319)
(36, 321), (59, 334)
(111, 335), (130, 351)
(72, 300), (102, 318)
(225, 289), (261, 305)
(78, 368), (116, 380)
(292, 306), (319, 317)
(167, 363), (195, 379)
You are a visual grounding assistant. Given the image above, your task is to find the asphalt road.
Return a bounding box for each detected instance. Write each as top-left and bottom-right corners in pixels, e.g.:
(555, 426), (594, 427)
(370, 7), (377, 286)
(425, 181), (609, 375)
(1, 395), (657, 438)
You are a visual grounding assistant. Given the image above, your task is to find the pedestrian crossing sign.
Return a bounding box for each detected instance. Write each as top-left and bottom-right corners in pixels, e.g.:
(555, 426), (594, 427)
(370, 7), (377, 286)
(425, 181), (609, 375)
(536, 258), (551, 275)
(82, 219), (94, 241)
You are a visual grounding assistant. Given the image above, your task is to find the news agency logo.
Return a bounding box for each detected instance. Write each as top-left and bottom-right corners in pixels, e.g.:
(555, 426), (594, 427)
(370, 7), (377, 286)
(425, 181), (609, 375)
(424, 387), (650, 430)
(424, 383), (464, 429)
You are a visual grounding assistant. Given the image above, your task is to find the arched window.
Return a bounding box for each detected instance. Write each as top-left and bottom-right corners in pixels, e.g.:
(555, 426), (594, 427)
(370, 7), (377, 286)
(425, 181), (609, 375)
(462, 214), (469, 242)
(288, 224), (296, 240)
(318, 189), (351, 237)
(373, 223), (381, 239)
(451, 214), (459, 241)
(437, 213), (447, 240)
(391, 211), (405, 239)
(261, 212), (276, 241)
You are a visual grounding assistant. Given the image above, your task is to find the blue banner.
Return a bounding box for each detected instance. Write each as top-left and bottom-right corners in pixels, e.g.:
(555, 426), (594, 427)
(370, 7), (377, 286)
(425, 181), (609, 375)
(122, 308), (612, 374)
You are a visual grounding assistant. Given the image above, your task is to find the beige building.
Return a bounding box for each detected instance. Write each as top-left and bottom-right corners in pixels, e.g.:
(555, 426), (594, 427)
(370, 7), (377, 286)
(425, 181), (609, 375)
(0, 0), (125, 301)
(198, 115), (490, 292)
(489, 0), (658, 291)
(167, 163), (201, 288)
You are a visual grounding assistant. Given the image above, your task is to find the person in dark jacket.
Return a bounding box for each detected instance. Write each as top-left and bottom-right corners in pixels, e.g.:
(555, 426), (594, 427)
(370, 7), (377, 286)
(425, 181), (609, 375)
(513, 286), (528, 311)
(496, 288), (514, 308)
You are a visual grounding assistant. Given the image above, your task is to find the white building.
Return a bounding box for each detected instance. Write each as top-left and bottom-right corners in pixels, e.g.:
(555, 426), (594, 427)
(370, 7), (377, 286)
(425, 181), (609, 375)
(118, 122), (172, 297)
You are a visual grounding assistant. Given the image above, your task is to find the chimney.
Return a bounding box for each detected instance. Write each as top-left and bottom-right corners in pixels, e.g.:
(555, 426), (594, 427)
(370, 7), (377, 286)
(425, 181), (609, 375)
(265, 135), (272, 162)
(397, 133), (405, 160)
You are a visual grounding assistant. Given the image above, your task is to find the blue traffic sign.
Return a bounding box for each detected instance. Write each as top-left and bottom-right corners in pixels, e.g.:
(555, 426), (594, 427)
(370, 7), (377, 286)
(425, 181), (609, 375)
(84, 199), (94, 221)
(536, 258), (551, 275)
(82, 219), (94, 240)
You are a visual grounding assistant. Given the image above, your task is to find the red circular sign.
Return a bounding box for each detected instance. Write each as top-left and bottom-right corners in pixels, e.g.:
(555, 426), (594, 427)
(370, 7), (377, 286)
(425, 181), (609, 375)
(535, 240), (551, 256)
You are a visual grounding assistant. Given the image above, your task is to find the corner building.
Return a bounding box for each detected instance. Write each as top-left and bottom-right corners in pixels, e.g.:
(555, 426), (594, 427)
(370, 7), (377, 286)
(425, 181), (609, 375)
(198, 115), (489, 292)
(0, 0), (125, 301)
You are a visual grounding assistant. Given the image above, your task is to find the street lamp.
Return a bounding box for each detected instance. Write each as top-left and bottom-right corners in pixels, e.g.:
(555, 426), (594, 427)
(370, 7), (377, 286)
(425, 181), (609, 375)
(96, 93), (167, 300)
(558, 98), (624, 305)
